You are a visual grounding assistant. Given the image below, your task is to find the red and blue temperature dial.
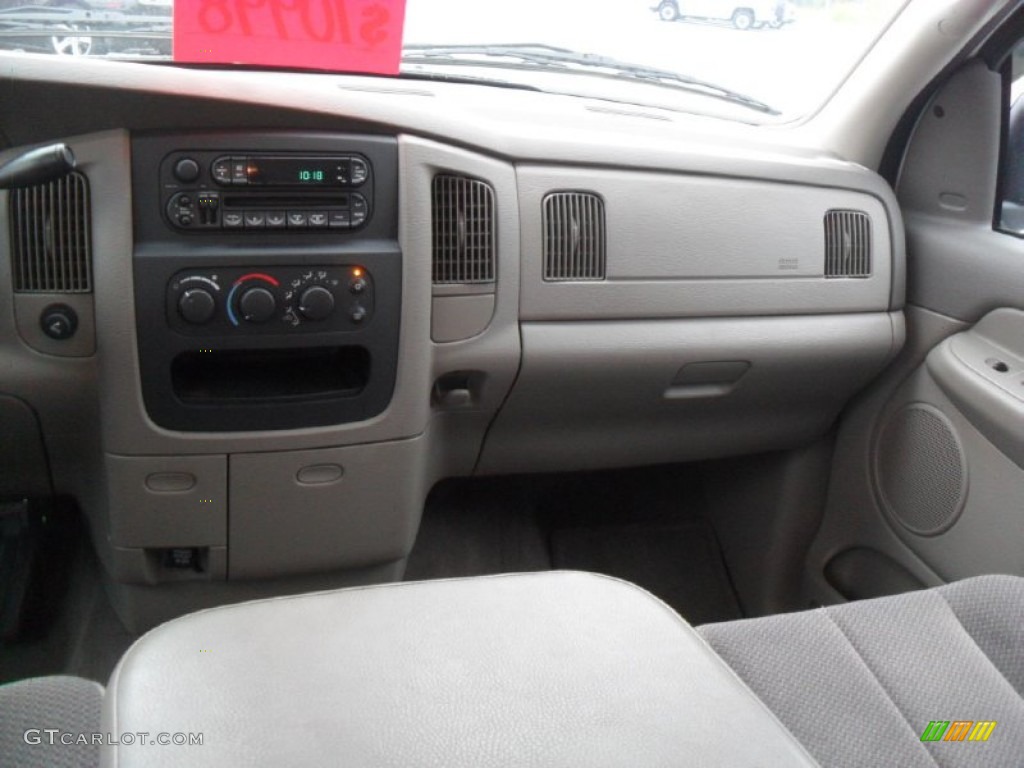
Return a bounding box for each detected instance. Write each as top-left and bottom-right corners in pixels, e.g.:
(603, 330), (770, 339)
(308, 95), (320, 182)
(226, 273), (280, 326)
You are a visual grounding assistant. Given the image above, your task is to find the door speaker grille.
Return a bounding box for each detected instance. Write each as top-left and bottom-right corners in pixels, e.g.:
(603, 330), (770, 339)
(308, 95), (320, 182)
(875, 404), (967, 536)
(431, 174), (495, 285)
(543, 191), (606, 281)
(824, 209), (871, 278)
(10, 171), (92, 293)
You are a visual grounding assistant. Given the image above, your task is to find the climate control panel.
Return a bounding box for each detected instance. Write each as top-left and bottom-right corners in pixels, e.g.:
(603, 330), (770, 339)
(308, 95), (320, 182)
(166, 266), (374, 336)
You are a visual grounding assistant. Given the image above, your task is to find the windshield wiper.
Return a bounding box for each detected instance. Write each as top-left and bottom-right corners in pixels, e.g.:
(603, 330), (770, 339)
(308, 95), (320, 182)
(401, 43), (779, 115)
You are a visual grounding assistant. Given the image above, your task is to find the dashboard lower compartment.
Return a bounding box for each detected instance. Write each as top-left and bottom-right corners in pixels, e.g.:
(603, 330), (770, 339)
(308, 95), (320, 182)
(170, 345), (370, 403)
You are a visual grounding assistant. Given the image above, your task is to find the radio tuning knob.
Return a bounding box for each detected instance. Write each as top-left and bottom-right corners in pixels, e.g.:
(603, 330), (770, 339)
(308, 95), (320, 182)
(239, 287), (276, 323)
(298, 286), (335, 321)
(178, 288), (216, 324)
(173, 158), (201, 183)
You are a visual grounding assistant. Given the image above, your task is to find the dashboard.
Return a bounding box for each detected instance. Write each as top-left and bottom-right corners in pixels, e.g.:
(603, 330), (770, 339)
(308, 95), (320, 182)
(0, 54), (906, 631)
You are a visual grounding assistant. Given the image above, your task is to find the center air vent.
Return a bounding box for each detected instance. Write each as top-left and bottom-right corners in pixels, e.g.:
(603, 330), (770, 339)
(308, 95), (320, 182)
(543, 192), (606, 281)
(824, 209), (871, 279)
(431, 174), (495, 285)
(9, 171), (92, 293)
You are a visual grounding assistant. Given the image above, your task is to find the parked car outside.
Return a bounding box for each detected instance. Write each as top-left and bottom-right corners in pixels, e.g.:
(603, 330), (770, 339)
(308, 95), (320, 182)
(0, 0), (141, 11)
(0, 0), (168, 56)
(654, 0), (795, 29)
(133, 0), (170, 14)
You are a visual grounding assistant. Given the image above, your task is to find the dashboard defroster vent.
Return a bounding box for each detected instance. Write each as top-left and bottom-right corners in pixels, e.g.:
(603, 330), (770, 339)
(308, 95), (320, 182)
(543, 192), (606, 281)
(431, 174), (495, 285)
(9, 171), (92, 293)
(824, 210), (871, 279)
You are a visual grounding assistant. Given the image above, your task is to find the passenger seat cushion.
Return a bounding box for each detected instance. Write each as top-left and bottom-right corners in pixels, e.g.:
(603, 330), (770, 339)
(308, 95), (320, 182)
(0, 675), (104, 768)
(940, 574), (1024, 697)
(698, 574), (1024, 768)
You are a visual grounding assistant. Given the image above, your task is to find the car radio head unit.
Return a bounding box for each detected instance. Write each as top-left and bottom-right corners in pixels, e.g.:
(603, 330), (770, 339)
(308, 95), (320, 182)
(159, 150), (374, 232)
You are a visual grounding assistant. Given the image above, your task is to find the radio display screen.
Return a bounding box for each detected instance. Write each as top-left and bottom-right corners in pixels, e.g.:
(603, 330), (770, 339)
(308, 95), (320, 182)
(247, 156), (348, 186)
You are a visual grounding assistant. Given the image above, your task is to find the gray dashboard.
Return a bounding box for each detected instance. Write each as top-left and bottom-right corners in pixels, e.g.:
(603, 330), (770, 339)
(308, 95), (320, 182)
(0, 54), (905, 630)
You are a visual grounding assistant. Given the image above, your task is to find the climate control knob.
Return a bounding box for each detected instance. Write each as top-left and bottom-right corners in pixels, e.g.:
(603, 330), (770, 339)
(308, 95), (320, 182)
(178, 288), (216, 324)
(298, 286), (335, 321)
(239, 287), (276, 323)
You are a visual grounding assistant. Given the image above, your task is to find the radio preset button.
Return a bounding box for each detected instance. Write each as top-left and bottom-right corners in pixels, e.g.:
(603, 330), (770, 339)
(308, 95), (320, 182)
(298, 286), (335, 321)
(231, 158), (248, 185)
(350, 195), (368, 227)
(286, 212), (308, 228)
(239, 287), (276, 323)
(244, 212), (266, 228)
(178, 288), (216, 324)
(211, 157), (232, 185)
(328, 211), (351, 228)
(223, 212), (244, 228)
(266, 212), (287, 228)
(308, 212), (328, 228)
(350, 158), (368, 185)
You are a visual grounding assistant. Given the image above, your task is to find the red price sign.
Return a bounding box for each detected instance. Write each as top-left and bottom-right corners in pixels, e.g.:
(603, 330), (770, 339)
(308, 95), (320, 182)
(174, 0), (406, 74)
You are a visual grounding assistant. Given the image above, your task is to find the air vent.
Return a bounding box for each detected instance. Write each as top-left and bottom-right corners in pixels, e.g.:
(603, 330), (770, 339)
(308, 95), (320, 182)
(10, 172), (92, 293)
(824, 209), (871, 279)
(543, 192), (606, 281)
(431, 174), (495, 285)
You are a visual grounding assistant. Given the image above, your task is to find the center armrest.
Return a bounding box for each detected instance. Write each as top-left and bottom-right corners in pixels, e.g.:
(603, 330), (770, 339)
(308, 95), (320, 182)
(102, 571), (817, 767)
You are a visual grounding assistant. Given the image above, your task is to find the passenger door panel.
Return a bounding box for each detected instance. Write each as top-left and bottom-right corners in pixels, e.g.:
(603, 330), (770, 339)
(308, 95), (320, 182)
(806, 55), (1024, 602)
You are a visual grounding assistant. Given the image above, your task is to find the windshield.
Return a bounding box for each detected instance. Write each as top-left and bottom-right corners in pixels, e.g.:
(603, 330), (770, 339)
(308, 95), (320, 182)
(0, 0), (908, 121)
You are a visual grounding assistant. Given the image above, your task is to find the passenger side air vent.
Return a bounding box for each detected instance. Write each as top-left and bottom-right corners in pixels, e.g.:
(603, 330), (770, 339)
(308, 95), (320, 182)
(9, 172), (92, 293)
(542, 192), (606, 281)
(431, 174), (495, 285)
(824, 210), (871, 279)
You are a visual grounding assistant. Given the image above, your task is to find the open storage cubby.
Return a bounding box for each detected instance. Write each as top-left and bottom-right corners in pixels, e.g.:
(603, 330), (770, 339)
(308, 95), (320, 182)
(171, 346), (369, 403)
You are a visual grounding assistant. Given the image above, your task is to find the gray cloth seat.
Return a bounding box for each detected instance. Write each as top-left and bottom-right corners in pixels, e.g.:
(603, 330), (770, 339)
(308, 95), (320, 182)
(699, 574), (1024, 768)
(18, 572), (1023, 767)
(0, 675), (104, 768)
